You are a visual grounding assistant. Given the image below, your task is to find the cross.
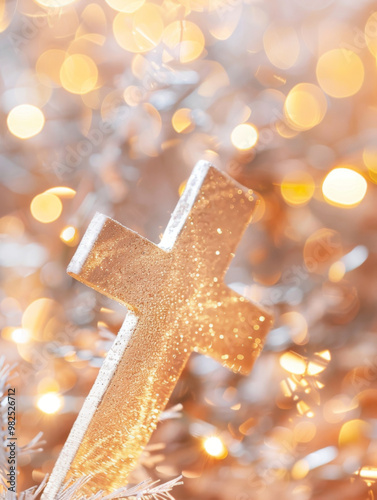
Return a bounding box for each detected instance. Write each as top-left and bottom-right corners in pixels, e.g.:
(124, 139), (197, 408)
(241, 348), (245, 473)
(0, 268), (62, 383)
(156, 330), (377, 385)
(43, 161), (273, 499)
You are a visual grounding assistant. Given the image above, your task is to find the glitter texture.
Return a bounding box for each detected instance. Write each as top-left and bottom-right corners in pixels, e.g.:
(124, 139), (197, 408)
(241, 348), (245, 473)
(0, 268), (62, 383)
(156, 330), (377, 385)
(43, 161), (272, 498)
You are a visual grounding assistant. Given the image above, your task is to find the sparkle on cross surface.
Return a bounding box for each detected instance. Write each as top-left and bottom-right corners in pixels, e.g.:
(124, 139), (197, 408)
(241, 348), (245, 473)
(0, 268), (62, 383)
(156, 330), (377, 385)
(43, 161), (273, 498)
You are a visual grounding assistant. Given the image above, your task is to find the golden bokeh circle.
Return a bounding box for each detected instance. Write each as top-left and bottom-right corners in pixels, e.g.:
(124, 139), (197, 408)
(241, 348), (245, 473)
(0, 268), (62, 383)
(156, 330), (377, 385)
(281, 171), (315, 206)
(113, 5), (164, 53)
(30, 193), (63, 223)
(163, 20), (205, 63)
(172, 108), (194, 133)
(322, 167), (367, 208)
(105, 0), (145, 12)
(60, 54), (98, 95)
(36, 49), (66, 88)
(284, 83), (327, 131)
(7, 104), (45, 139)
(316, 49), (364, 98)
(231, 123), (258, 150)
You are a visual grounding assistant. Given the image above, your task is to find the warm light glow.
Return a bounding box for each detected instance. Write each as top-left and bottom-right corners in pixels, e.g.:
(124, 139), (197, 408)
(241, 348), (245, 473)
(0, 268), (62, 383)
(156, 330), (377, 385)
(291, 459), (309, 479)
(316, 49), (364, 98)
(178, 181), (187, 196)
(36, 49), (66, 88)
(37, 392), (63, 414)
(281, 172), (315, 206)
(105, 0), (145, 12)
(60, 226), (78, 246)
(322, 167), (367, 208)
(208, 9), (240, 41)
(280, 351), (307, 375)
(38, 377), (60, 394)
(44, 187), (76, 198)
(163, 21), (205, 63)
(307, 361), (326, 376)
(7, 105), (45, 139)
(284, 83), (327, 131)
(30, 193), (63, 223)
(123, 86), (143, 106)
(359, 467), (377, 481)
(113, 5), (164, 53)
(34, 0), (75, 6)
(231, 123), (258, 151)
(316, 350), (331, 362)
(22, 298), (57, 341)
(280, 380), (292, 398)
(263, 22), (300, 70)
(172, 108), (194, 134)
(60, 54), (98, 95)
(296, 400), (314, 418)
(275, 120), (299, 139)
(203, 436), (228, 459)
(363, 147), (377, 184)
(11, 328), (31, 344)
(339, 419), (371, 447)
(328, 261), (346, 282)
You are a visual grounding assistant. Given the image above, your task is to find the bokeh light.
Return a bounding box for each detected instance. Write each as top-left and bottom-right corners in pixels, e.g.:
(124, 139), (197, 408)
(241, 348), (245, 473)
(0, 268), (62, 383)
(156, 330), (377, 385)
(36, 49), (66, 88)
(7, 105), (45, 139)
(172, 108), (194, 134)
(30, 193), (63, 223)
(307, 350), (331, 376)
(231, 123), (258, 151)
(316, 49), (364, 98)
(113, 5), (164, 53)
(37, 393), (63, 414)
(363, 147), (377, 184)
(291, 459), (309, 480)
(203, 437), (228, 459)
(280, 171), (315, 206)
(22, 298), (58, 341)
(2, 1), (377, 498)
(339, 419), (371, 447)
(45, 187), (76, 198)
(34, 0), (76, 6)
(357, 466), (377, 486)
(328, 261), (346, 282)
(60, 226), (79, 246)
(322, 167), (367, 208)
(284, 83), (327, 131)
(280, 351), (307, 375)
(60, 54), (98, 95)
(105, 0), (145, 13)
(11, 328), (31, 344)
(163, 21), (205, 63)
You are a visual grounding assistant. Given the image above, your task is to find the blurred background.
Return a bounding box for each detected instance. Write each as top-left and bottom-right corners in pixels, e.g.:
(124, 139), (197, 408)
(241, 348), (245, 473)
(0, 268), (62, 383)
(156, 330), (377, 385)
(1, 0), (377, 498)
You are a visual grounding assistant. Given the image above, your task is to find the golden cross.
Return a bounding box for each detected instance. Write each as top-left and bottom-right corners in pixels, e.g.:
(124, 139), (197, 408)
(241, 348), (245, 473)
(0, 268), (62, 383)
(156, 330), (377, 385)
(43, 161), (272, 499)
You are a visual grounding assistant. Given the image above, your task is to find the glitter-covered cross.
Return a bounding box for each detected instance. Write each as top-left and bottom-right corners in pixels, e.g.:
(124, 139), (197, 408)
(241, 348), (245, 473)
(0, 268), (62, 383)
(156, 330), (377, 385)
(43, 161), (272, 498)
